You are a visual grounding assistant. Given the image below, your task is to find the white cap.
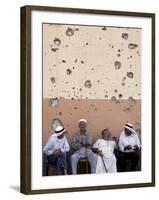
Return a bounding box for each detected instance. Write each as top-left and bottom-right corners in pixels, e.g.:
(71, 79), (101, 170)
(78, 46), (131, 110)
(53, 126), (66, 137)
(78, 119), (87, 124)
(124, 123), (136, 134)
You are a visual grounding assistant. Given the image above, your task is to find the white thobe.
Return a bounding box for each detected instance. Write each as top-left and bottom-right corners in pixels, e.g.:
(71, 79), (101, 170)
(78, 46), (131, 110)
(43, 135), (70, 156)
(119, 131), (141, 152)
(93, 139), (117, 173)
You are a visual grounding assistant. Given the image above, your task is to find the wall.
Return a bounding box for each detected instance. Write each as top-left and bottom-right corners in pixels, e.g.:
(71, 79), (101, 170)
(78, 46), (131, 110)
(0, 0), (159, 200)
(42, 23), (141, 145)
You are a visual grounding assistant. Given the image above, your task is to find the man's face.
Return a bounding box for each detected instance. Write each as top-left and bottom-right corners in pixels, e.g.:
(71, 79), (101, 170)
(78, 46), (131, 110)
(124, 128), (132, 136)
(102, 130), (111, 140)
(79, 121), (87, 133)
(57, 131), (66, 139)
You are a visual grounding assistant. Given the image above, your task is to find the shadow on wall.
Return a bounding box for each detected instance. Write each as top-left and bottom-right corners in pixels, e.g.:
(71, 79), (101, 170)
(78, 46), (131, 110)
(42, 98), (141, 146)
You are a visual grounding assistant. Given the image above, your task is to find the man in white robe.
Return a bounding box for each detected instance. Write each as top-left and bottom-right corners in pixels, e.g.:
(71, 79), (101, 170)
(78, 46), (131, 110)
(93, 129), (117, 173)
(43, 126), (70, 175)
(118, 123), (140, 171)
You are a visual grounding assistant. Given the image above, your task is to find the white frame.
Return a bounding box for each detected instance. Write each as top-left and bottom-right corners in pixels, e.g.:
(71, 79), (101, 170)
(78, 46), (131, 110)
(20, 6), (155, 194)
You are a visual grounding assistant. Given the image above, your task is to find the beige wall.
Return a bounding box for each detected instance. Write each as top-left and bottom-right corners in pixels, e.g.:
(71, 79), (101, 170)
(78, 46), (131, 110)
(42, 23), (141, 146)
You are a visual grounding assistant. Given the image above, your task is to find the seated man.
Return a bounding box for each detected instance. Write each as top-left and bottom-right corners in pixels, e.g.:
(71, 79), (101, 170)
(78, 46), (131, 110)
(93, 129), (117, 173)
(43, 126), (70, 175)
(118, 123), (141, 172)
(71, 119), (97, 174)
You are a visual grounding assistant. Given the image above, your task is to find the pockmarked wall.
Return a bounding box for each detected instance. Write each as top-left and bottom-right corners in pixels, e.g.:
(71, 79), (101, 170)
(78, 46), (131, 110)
(42, 23), (141, 145)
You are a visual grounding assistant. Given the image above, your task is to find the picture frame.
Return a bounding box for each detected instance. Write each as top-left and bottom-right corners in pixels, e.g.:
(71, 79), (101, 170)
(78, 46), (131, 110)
(20, 5), (155, 194)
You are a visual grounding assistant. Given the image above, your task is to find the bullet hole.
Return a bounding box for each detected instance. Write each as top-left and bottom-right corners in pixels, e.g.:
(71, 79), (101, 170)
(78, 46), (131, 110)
(119, 94), (123, 98)
(81, 61), (84, 64)
(84, 80), (92, 88)
(59, 112), (62, 116)
(97, 80), (100, 83)
(75, 28), (79, 31)
(86, 43), (88, 45)
(51, 47), (59, 52)
(72, 67), (75, 70)
(91, 68), (94, 71)
(122, 77), (126, 81)
(66, 27), (75, 37)
(114, 89), (118, 93)
(75, 59), (78, 63)
(135, 84), (138, 87)
(62, 60), (66, 63)
(122, 82), (125, 86)
(138, 93), (141, 96)
(53, 38), (61, 46)
(111, 96), (120, 104)
(105, 95), (108, 98)
(137, 51), (140, 56)
(72, 87), (75, 90)
(114, 61), (121, 70)
(52, 118), (63, 130)
(118, 49), (121, 52)
(102, 26), (107, 30)
(71, 97), (74, 100)
(74, 107), (77, 109)
(50, 77), (55, 83)
(112, 45), (114, 48)
(127, 72), (134, 78)
(49, 98), (59, 107)
(130, 56), (133, 58)
(123, 107), (131, 113)
(79, 88), (82, 91)
(66, 68), (72, 75)
(128, 43), (138, 49)
(128, 96), (136, 106)
(122, 33), (128, 40)
(117, 54), (121, 57)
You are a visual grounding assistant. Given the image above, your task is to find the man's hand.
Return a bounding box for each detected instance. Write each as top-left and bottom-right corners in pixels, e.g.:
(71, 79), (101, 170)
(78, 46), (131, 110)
(52, 148), (61, 155)
(133, 145), (139, 151)
(75, 139), (81, 144)
(81, 143), (90, 148)
(98, 150), (103, 157)
(91, 148), (103, 156)
(124, 145), (132, 151)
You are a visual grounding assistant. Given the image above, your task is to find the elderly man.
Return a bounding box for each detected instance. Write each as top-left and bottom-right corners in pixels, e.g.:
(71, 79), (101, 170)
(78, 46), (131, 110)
(93, 129), (117, 173)
(43, 126), (70, 175)
(71, 119), (97, 174)
(118, 123), (141, 172)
